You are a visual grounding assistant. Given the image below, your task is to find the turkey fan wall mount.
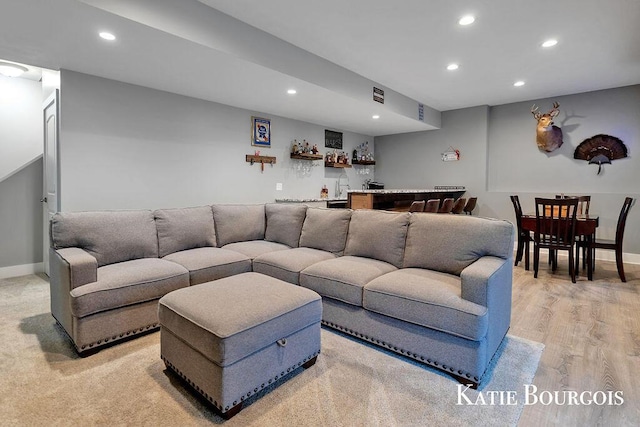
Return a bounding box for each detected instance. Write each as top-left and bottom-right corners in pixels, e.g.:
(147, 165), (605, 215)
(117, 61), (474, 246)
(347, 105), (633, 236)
(573, 134), (628, 175)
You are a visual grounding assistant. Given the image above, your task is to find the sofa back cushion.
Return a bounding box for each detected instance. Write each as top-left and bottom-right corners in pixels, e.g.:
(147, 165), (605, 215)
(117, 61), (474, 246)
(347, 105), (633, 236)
(403, 214), (514, 275)
(50, 210), (158, 267)
(212, 204), (266, 246)
(154, 206), (216, 257)
(299, 208), (352, 254)
(344, 210), (410, 268)
(265, 203), (307, 248)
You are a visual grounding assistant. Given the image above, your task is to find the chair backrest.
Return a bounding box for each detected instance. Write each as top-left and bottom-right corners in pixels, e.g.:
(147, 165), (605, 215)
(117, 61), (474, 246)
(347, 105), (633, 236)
(509, 195), (524, 231)
(463, 197), (477, 214)
(534, 197), (579, 245)
(438, 198), (455, 213)
(451, 198), (466, 214)
(408, 200), (426, 212)
(615, 197), (635, 245)
(556, 195), (590, 215)
(424, 199), (440, 213)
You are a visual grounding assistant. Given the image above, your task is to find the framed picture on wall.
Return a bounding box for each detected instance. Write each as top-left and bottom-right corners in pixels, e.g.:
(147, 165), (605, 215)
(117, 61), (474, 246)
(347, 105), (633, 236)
(251, 116), (271, 147)
(325, 129), (343, 149)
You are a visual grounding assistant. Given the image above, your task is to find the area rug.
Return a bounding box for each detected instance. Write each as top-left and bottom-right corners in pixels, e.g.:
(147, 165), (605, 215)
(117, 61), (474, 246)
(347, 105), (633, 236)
(0, 274), (544, 426)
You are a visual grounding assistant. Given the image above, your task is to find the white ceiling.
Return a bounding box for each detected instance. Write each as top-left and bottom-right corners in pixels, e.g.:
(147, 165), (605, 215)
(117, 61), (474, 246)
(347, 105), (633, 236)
(1, 0), (639, 136)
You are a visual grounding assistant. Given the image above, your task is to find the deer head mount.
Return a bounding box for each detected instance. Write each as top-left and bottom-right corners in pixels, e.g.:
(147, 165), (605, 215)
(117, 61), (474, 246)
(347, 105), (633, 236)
(531, 102), (564, 152)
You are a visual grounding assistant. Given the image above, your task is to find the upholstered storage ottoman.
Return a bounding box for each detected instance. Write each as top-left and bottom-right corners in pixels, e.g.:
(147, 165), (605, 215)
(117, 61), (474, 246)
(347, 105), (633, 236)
(158, 272), (322, 419)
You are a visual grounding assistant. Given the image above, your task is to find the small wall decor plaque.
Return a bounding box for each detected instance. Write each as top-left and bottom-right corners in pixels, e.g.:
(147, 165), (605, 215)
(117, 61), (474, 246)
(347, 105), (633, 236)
(251, 116), (271, 147)
(441, 146), (460, 162)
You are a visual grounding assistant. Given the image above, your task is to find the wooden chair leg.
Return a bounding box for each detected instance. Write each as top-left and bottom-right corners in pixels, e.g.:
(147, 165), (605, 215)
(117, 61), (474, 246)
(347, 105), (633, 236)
(533, 245), (540, 278)
(615, 250), (626, 282)
(569, 249), (576, 283)
(524, 240), (530, 271)
(515, 237), (524, 266)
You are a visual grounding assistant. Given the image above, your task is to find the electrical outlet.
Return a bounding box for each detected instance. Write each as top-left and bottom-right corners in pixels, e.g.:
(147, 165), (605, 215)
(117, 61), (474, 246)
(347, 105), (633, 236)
(276, 183), (283, 191)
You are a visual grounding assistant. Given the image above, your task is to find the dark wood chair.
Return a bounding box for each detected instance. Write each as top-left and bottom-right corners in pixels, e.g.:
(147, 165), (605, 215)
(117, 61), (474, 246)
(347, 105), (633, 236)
(438, 198), (454, 213)
(408, 200), (426, 212)
(578, 197), (634, 282)
(463, 197), (477, 215)
(510, 195), (531, 270)
(424, 199), (440, 213)
(451, 197), (466, 214)
(555, 195), (592, 268)
(533, 197), (579, 283)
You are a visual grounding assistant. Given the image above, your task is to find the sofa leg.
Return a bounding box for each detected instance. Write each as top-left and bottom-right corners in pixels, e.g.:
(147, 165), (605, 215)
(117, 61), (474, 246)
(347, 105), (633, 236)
(302, 356), (318, 369)
(451, 373), (479, 390)
(221, 402), (243, 420)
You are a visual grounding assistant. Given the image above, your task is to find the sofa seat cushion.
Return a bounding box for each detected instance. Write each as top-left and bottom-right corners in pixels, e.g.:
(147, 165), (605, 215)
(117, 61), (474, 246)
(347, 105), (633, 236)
(163, 247), (251, 286)
(363, 268), (488, 341)
(253, 247), (337, 285)
(300, 256), (397, 307)
(222, 240), (290, 260)
(158, 272), (321, 366)
(70, 258), (190, 318)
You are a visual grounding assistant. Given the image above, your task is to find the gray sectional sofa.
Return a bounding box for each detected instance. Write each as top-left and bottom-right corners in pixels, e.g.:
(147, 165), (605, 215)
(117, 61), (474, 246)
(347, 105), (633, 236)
(49, 203), (514, 387)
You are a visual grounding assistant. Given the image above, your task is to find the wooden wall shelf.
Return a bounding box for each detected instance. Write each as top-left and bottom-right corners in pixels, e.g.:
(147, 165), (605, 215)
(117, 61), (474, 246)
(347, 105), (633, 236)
(352, 160), (376, 165)
(290, 153), (323, 160)
(325, 162), (352, 168)
(246, 154), (276, 171)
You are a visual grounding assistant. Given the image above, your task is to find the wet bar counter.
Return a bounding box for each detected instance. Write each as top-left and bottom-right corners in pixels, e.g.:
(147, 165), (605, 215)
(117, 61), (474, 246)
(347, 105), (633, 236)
(347, 188), (465, 210)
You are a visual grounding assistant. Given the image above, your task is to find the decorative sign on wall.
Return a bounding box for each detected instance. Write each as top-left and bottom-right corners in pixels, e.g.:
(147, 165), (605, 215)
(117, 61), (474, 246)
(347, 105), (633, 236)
(373, 87), (384, 104)
(251, 116), (271, 147)
(325, 129), (343, 149)
(441, 146), (460, 162)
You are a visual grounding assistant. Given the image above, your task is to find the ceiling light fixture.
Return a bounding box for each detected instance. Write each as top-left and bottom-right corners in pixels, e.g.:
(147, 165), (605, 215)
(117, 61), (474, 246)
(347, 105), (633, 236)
(99, 32), (116, 41)
(513, 80), (525, 87)
(542, 39), (558, 48)
(372, 115), (380, 119)
(287, 89), (297, 95)
(0, 62), (28, 77)
(447, 63), (459, 71)
(458, 15), (475, 26)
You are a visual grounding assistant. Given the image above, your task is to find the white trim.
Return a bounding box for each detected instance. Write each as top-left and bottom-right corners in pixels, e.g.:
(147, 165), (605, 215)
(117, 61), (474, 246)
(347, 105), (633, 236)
(0, 262), (44, 280)
(513, 239), (640, 265)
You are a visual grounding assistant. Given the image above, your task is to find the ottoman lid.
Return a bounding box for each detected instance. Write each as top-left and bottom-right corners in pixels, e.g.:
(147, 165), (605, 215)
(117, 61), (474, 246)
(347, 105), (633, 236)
(159, 272), (321, 367)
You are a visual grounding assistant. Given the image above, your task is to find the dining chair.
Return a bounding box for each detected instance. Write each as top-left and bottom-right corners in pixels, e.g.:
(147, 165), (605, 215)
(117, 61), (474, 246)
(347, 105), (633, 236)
(408, 200), (426, 212)
(451, 197), (466, 214)
(533, 197), (579, 283)
(510, 195), (531, 270)
(438, 198), (455, 213)
(424, 199), (440, 213)
(578, 197), (634, 282)
(463, 197), (477, 215)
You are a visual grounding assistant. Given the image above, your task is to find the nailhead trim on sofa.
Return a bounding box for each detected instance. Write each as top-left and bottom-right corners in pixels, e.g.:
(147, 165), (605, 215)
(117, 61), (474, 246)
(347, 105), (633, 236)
(77, 322), (159, 351)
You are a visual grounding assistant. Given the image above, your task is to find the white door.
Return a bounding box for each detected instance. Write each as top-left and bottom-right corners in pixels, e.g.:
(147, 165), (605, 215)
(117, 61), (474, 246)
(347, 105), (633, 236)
(43, 90), (60, 276)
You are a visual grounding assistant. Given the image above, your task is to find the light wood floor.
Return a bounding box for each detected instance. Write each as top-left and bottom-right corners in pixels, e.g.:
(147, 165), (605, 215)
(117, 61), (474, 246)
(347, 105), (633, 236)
(511, 256), (640, 426)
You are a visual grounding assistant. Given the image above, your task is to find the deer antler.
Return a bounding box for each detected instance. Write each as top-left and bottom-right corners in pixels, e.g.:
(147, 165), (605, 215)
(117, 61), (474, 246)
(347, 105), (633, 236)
(549, 101), (560, 118)
(531, 104), (542, 120)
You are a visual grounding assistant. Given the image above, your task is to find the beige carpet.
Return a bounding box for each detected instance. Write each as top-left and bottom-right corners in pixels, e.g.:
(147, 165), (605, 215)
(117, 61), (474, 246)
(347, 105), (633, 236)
(0, 274), (543, 426)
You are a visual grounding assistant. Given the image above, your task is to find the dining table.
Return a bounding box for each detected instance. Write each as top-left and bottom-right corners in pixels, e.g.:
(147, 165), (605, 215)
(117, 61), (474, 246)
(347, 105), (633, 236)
(521, 213), (599, 280)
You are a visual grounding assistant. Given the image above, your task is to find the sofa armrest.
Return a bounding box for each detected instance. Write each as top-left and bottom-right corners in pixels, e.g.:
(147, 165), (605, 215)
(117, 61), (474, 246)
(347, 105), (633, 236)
(460, 256), (512, 308)
(53, 247), (98, 289)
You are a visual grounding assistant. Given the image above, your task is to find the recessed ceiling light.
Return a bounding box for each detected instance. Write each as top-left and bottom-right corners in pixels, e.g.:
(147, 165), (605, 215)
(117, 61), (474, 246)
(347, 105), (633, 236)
(0, 62), (28, 77)
(372, 115), (380, 119)
(542, 39), (558, 48)
(99, 32), (116, 41)
(447, 63), (459, 71)
(458, 15), (475, 26)
(513, 80), (525, 87)
(287, 89), (297, 95)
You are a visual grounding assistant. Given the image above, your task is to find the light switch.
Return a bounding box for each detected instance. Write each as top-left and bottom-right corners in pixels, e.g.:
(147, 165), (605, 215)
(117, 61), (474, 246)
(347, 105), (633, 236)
(276, 183), (283, 191)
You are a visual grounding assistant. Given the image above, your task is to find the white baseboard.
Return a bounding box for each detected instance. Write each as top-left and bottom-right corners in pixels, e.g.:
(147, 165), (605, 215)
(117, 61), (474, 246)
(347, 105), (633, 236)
(0, 262), (44, 280)
(513, 240), (640, 265)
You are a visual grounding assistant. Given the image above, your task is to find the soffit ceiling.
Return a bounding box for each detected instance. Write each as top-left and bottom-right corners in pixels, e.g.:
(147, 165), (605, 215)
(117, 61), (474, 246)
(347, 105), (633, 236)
(0, 0), (638, 137)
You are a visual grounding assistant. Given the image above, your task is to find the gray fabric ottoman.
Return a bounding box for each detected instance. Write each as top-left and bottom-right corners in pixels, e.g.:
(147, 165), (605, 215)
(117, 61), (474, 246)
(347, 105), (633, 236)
(158, 272), (322, 419)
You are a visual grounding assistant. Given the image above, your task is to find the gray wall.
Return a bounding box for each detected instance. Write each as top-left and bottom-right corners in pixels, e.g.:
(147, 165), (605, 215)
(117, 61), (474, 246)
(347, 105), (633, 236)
(59, 70), (374, 211)
(376, 85), (640, 256)
(0, 158), (43, 269)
